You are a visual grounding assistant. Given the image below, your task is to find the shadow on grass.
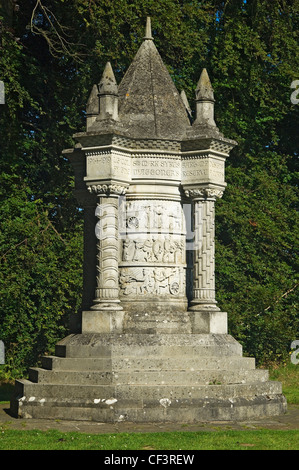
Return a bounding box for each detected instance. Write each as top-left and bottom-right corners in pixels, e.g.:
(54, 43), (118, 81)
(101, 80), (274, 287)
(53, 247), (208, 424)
(0, 383), (14, 403)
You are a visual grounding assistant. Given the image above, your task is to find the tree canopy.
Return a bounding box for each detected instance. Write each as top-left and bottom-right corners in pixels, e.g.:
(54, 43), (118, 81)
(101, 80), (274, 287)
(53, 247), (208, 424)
(0, 0), (298, 376)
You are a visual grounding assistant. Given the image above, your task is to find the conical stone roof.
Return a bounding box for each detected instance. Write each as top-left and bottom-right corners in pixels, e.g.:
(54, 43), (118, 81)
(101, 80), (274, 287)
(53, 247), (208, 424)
(118, 23), (191, 140)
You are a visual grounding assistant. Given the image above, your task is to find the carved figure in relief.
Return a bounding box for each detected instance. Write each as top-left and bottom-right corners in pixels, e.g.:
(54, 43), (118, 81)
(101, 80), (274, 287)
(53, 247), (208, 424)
(119, 267), (182, 296)
(152, 239), (164, 262)
(143, 269), (155, 294)
(145, 206), (152, 228)
(174, 240), (184, 263)
(120, 268), (145, 295)
(153, 268), (172, 294)
(163, 240), (176, 263)
(122, 237), (185, 263)
(168, 213), (181, 232)
(133, 241), (149, 262)
(153, 206), (163, 229)
(123, 239), (136, 261)
(143, 239), (154, 260)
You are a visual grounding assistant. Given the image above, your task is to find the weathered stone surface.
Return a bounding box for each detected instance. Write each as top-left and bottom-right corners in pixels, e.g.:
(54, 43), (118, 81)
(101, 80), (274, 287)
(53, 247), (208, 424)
(117, 40), (190, 140)
(10, 332), (287, 422)
(53, 333), (243, 358)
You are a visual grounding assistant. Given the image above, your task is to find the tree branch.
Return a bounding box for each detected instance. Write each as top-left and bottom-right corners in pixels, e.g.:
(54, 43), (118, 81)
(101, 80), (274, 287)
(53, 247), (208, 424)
(264, 283), (298, 311)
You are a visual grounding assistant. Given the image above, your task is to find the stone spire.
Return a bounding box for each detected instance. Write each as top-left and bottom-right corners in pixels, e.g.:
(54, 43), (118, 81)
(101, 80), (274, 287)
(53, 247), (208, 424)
(117, 17), (190, 139)
(194, 68), (216, 128)
(98, 61), (118, 121)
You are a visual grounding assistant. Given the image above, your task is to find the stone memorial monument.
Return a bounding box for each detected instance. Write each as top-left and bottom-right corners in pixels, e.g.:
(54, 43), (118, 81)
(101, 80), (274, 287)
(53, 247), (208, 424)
(10, 18), (286, 422)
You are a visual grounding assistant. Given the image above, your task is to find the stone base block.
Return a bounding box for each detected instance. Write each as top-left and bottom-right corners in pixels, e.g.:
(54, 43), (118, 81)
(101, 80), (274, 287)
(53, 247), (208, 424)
(9, 332), (287, 423)
(71, 309), (227, 335)
(81, 310), (125, 334)
(189, 310), (227, 334)
(123, 311), (191, 334)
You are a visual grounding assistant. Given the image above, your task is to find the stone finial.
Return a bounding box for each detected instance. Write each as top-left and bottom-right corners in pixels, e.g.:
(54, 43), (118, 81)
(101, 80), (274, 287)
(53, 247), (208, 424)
(195, 68), (215, 102)
(98, 62), (118, 120)
(194, 68), (216, 128)
(144, 16), (153, 40)
(99, 62), (118, 96)
(86, 84), (99, 130)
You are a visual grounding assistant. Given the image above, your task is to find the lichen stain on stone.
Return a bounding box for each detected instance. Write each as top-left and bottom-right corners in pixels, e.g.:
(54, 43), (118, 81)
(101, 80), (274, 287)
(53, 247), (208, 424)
(159, 398), (171, 408)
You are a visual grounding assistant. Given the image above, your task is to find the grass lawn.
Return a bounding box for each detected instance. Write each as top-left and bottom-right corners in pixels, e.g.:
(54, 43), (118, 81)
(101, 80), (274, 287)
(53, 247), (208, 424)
(0, 362), (298, 450)
(0, 428), (298, 450)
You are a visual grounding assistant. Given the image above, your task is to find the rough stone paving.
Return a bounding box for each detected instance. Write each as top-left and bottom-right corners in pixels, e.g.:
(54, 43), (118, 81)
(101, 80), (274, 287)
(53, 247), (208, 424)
(10, 18), (287, 423)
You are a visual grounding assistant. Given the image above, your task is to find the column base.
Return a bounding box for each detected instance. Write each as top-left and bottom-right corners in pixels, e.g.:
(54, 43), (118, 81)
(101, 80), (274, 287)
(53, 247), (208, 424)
(188, 300), (220, 312)
(90, 300), (123, 311)
(189, 310), (227, 334)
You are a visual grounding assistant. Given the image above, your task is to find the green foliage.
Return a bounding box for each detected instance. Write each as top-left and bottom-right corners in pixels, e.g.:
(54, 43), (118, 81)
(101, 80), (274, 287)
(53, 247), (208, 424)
(0, 181), (83, 377)
(0, 0), (298, 374)
(270, 362), (299, 404)
(215, 156), (298, 363)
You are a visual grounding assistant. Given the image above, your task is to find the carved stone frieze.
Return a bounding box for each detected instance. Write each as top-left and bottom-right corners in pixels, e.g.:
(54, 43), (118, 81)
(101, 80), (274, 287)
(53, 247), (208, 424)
(119, 266), (185, 297)
(120, 199), (185, 234)
(121, 237), (185, 264)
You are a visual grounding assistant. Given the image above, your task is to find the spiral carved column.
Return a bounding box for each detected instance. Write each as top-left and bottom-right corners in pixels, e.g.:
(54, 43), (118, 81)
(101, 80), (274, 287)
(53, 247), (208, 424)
(184, 188), (226, 333)
(87, 184), (127, 311)
(192, 196), (217, 308)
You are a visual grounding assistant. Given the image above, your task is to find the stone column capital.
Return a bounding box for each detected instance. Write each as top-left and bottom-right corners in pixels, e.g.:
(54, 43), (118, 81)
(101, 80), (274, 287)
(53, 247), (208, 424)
(87, 183), (128, 196)
(184, 187), (224, 200)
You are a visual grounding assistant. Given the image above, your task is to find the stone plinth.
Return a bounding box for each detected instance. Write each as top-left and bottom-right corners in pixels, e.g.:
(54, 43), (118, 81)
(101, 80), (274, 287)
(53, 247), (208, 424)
(10, 333), (286, 422)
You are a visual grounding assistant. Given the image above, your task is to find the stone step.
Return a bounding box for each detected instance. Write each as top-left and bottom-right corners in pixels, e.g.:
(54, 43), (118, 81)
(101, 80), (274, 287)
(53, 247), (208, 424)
(41, 355), (255, 372)
(10, 380), (286, 422)
(29, 367), (268, 386)
(12, 378), (282, 402)
(55, 333), (243, 358)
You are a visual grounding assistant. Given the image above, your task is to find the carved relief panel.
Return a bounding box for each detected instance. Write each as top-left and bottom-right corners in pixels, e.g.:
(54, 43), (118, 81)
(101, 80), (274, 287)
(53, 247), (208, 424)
(118, 199), (187, 298)
(120, 266), (185, 297)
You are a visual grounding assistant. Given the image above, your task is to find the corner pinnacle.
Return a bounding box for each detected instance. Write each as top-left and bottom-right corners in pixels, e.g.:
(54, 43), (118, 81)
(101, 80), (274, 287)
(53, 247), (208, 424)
(195, 68), (214, 102)
(99, 62), (118, 96)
